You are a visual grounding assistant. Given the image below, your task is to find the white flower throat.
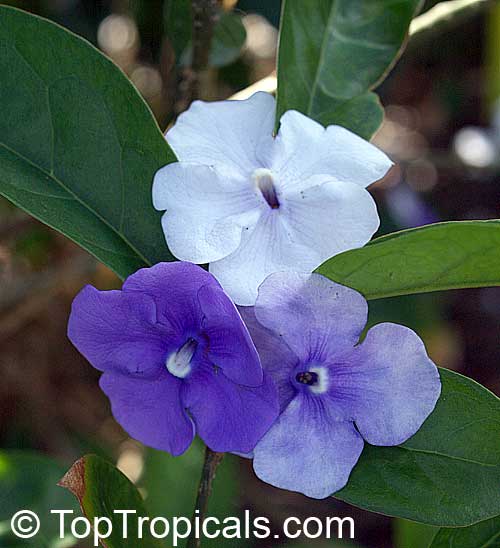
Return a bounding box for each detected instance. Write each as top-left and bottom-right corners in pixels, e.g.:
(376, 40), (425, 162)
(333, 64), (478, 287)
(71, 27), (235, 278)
(166, 337), (198, 378)
(295, 365), (329, 394)
(253, 168), (280, 209)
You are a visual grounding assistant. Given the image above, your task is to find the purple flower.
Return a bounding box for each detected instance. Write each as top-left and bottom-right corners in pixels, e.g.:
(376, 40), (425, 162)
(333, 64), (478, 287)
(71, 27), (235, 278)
(241, 272), (441, 499)
(67, 262), (279, 456)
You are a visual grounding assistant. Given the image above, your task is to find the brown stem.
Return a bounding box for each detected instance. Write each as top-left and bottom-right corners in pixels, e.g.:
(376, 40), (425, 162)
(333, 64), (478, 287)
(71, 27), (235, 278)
(186, 447), (224, 548)
(175, 0), (220, 114)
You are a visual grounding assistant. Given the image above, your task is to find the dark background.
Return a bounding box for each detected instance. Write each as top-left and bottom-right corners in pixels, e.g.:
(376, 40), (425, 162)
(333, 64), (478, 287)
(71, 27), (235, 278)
(0, 1), (499, 547)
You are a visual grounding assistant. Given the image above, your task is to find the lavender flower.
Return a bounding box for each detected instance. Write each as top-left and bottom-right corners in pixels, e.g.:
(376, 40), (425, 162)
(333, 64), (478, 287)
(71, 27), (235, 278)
(68, 262), (278, 456)
(241, 272), (441, 498)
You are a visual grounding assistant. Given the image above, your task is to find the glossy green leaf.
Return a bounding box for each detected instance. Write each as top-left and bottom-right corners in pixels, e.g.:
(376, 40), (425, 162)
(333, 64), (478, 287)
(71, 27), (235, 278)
(0, 6), (176, 280)
(0, 451), (79, 547)
(60, 454), (162, 548)
(336, 369), (500, 526)
(276, 0), (422, 138)
(317, 221), (500, 300)
(429, 515), (500, 548)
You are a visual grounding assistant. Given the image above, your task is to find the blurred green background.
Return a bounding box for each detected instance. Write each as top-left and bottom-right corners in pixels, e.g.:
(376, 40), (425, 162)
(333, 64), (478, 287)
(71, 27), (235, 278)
(0, 1), (499, 547)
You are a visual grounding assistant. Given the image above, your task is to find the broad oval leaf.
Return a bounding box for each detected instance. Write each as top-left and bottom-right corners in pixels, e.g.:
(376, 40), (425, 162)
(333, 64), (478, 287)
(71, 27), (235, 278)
(60, 454), (162, 548)
(0, 6), (176, 280)
(317, 220), (500, 300)
(276, 0), (422, 138)
(429, 515), (500, 548)
(336, 368), (500, 526)
(0, 451), (79, 547)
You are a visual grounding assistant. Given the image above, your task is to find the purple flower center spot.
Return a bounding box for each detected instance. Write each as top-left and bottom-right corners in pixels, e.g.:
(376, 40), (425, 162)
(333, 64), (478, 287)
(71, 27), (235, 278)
(295, 371), (319, 386)
(293, 365), (329, 395)
(166, 337), (198, 379)
(253, 168), (280, 209)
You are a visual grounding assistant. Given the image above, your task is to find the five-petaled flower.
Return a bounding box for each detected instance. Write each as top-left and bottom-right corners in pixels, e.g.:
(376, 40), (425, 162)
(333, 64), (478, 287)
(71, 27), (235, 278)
(153, 92), (392, 305)
(67, 262), (279, 456)
(240, 272), (441, 498)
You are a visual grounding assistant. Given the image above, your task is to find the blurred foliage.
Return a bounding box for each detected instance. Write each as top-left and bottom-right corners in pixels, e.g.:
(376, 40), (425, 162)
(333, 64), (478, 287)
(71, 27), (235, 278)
(142, 441), (241, 548)
(0, 2), (499, 548)
(60, 454), (162, 548)
(0, 451), (79, 548)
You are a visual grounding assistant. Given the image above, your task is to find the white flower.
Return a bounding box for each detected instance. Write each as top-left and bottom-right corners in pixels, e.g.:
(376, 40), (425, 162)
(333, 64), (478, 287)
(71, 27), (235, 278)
(153, 92), (392, 305)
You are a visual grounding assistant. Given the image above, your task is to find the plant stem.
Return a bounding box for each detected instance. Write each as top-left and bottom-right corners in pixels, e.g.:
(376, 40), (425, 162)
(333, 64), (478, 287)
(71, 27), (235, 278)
(186, 447), (224, 548)
(175, 0), (220, 114)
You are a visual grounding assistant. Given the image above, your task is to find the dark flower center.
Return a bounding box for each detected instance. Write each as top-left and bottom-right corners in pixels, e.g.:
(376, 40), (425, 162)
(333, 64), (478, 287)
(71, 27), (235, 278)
(295, 371), (319, 386)
(254, 169), (280, 209)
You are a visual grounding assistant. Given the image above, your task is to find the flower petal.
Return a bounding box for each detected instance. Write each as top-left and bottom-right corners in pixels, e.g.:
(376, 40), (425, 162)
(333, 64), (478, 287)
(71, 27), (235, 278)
(153, 163), (261, 264)
(337, 323), (441, 446)
(238, 306), (298, 412)
(182, 363), (279, 453)
(100, 372), (194, 456)
(254, 272), (368, 362)
(167, 92), (276, 176)
(67, 285), (169, 377)
(253, 392), (364, 498)
(209, 211), (319, 305)
(197, 283), (263, 386)
(282, 176), (380, 262)
(123, 262), (217, 334)
(264, 110), (392, 189)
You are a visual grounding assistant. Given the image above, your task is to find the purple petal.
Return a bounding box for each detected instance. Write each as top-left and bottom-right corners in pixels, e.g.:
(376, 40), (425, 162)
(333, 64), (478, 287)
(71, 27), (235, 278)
(253, 392), (364, 498)
(68, 285), (170, 377)
(182, 361), (279, 453)
(123, 262), (218, 334)
(335, 323), (441, 446)
(254, 272), (368, 362)
(197, 284), (262, 386)
(238, 306), (298, 412)
(100, 372), (194, 456)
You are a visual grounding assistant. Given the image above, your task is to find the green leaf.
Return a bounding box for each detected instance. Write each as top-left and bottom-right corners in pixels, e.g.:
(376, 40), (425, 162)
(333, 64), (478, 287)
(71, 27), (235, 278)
(276, 0), (422, 138)
(429, 515), (500, 548)
(60, 454), (162, 548)
(318, 92), (384, 140)
(336, 368), (500, 527)
(166, 2), (247, 68)
(0, 451), (79, 547)
(209, 11), (247, 68)
(0, 6), (177, 280)
(164, 0), (192, 60)
(141, 440), (240, 548)
(317, 221), (500, 300)
(394, 519), (437, 548)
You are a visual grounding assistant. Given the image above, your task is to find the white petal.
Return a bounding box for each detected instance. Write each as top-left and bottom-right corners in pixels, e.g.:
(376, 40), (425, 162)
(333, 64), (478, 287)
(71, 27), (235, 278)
(281, 175), (380, 263)
(210, 211), (320, 306)
(153, 162), (261, 263)
(167, 92), (276, 176)
(262, 110), (392, 189)
(210, 176), (379, 305)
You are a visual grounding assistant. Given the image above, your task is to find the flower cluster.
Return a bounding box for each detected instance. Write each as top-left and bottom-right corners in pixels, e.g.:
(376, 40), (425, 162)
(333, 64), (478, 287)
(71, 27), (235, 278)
(68, 92), (441, 499)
